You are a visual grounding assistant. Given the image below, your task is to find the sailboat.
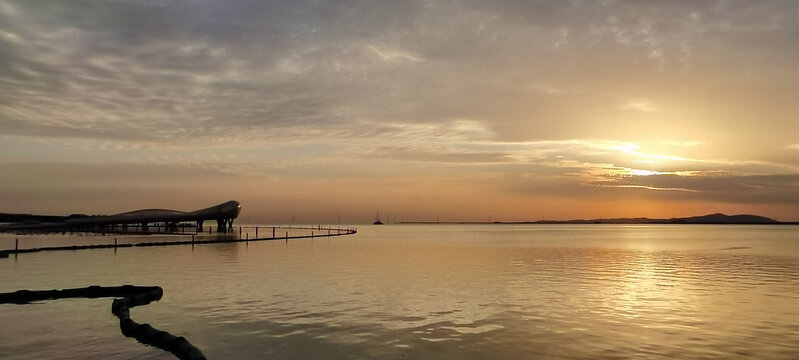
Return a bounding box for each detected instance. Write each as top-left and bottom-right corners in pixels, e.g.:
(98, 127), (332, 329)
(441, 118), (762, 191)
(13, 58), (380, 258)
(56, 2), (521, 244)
(373, 210), (384, 225)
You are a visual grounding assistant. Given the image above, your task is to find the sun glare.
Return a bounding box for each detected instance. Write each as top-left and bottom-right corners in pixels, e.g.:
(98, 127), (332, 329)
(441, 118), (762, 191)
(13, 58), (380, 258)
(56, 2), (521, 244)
(625, 169), (661, 177)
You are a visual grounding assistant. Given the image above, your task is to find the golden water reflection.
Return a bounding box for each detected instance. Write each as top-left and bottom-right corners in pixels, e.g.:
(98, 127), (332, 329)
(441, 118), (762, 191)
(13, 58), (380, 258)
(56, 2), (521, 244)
(1, 225), (799, 359)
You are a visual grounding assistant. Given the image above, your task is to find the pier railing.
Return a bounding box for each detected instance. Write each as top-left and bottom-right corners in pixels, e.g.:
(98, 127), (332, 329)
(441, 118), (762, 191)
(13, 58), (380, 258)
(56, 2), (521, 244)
(0, 225), (358, 258)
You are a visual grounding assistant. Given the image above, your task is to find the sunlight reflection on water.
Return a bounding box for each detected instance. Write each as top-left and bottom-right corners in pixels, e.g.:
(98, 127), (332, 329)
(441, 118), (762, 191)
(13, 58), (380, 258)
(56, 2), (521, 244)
(1, 225), (799, 359)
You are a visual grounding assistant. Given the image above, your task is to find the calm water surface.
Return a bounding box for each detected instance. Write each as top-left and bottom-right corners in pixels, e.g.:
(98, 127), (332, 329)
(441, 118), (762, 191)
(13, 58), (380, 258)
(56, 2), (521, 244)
(1, 225), (798, 359)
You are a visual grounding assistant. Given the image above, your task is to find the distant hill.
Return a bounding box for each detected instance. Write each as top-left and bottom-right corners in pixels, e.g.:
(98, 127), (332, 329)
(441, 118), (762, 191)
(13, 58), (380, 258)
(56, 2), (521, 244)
(401, 213), (785, 225)
(527, 213), (780, 225)
(0, 213), (89, 224)
(665, 213), (779, 224)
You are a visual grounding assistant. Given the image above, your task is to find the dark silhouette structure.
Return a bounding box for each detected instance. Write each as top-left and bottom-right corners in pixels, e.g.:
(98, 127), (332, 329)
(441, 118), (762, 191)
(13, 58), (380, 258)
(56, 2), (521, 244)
(2, 201), (241, 233)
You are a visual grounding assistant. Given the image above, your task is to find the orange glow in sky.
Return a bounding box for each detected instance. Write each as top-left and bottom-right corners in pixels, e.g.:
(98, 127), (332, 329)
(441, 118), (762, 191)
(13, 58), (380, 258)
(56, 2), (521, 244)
(0, 1), (797, 222)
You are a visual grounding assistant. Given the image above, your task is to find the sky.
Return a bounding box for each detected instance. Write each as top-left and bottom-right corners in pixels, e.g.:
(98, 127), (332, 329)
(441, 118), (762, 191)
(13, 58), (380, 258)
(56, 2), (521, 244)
(0, 0), (797, 223)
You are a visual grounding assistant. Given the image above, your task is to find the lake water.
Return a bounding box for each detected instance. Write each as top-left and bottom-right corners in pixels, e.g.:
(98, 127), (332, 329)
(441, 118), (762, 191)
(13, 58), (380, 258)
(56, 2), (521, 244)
(1, 224), (798, 359)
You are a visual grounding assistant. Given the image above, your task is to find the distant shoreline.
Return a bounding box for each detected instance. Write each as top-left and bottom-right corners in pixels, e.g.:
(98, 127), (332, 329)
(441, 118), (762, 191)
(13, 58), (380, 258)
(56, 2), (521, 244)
(398, 221), (799, 225)
(398, 213), (799, 225)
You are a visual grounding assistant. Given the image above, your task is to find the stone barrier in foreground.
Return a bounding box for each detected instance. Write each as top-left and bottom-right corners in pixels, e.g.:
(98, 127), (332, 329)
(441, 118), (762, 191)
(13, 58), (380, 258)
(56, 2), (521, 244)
(0, 285), (206, 360)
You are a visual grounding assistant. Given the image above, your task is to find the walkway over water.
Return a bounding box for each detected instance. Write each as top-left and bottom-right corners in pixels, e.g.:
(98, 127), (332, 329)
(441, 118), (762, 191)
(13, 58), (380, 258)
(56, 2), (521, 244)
(2, 201), (242, 233)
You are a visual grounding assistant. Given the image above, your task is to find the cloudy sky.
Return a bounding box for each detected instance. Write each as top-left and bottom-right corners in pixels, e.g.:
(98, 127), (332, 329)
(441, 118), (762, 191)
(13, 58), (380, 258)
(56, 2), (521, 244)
(1, 0), (797, 222)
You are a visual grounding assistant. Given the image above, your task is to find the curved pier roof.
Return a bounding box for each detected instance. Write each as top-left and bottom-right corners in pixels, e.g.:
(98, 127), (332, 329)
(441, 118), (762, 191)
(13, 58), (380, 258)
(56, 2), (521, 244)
(64, 201), (241, 226)
(0, 201), (241, 231)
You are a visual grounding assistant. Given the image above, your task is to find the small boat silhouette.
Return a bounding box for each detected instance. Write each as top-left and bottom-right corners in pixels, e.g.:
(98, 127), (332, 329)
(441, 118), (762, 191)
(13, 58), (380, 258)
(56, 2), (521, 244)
(373, 210), (383, 225)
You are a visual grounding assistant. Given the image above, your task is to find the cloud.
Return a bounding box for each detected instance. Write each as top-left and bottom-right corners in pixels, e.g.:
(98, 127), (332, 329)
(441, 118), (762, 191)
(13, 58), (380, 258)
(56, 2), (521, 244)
(0, 0), (797, 218)
(0, 0), (794, 145)
(368, 45), (423, 62)
(660, 140), (703, 147)
(368, 147), (511, 164)
(591, 172), (799, 204)
(620, 99), (658, 112)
